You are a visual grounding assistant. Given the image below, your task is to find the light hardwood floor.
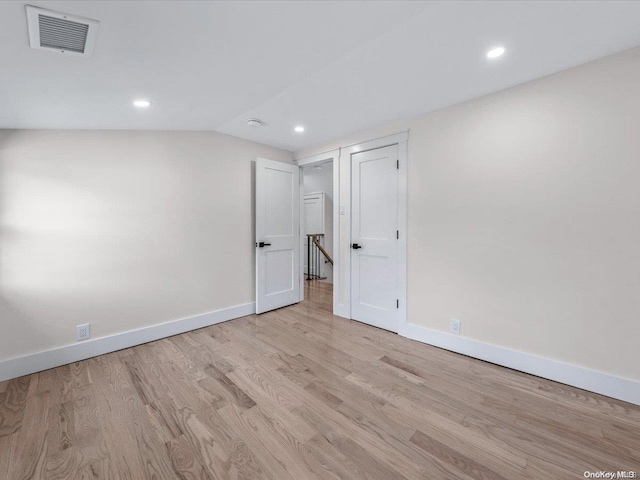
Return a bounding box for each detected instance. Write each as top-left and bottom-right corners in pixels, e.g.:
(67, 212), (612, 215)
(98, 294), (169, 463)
(0, 281), (638, 479)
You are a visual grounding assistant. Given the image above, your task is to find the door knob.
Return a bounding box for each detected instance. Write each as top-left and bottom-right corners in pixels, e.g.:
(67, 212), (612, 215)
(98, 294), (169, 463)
(352, 243), (362, 249)
(257, 242), (272, 248)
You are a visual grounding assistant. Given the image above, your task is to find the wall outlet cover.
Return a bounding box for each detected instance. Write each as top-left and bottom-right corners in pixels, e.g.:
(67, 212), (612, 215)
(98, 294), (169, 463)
(76, 324), (91, 341)
(450, 318), (461, 335)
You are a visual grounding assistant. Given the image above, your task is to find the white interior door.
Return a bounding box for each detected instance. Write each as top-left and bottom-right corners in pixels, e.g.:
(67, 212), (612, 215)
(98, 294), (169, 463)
(256, 158), (300, 314)
(351, 144), (399, 331)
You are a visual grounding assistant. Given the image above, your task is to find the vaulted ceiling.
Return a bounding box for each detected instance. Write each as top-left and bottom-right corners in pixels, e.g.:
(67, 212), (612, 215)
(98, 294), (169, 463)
(1, 1), (640, 151)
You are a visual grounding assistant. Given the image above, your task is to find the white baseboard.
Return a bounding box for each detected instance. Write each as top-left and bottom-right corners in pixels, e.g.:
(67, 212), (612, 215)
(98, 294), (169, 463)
(399, 323), (640, 406)
(0, 302), (256, 383)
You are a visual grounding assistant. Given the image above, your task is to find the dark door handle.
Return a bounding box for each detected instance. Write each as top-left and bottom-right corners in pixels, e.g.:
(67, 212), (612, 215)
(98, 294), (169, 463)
(257, 242), (272, 248)
(352, 243), (362, 249)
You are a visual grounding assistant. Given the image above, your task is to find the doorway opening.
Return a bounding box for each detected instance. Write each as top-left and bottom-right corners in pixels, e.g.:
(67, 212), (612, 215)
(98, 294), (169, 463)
(301, 160), (334, 307)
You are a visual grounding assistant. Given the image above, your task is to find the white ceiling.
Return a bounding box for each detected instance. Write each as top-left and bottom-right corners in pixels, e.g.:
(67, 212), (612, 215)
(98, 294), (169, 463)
(1, 1), (640, 152)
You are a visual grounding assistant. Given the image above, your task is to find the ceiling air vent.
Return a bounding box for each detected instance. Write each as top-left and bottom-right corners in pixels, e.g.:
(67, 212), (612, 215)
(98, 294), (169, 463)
(26, 5), (99, 56)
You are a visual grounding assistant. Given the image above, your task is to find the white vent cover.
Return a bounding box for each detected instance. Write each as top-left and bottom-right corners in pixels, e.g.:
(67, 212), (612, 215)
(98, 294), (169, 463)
(26, 5), (99, 56)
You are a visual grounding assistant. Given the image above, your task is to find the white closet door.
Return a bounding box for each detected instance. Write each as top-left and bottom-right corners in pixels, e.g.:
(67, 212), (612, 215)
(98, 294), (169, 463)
(350, 144), (399, 331)
(255, 158), (300, 314)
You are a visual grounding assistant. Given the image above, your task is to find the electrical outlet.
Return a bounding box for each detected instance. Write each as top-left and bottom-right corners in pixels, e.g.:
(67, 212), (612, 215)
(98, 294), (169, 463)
(450, 318), (461, 335)
(76, 324), (91, 341)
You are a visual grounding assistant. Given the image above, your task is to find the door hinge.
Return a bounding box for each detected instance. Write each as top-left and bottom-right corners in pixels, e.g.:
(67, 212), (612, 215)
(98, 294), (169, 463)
(396, 159), (399, 170)
(396, 299), (399, 309)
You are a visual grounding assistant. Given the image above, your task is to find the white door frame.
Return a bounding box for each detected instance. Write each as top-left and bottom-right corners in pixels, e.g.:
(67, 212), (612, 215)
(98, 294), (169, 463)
(296, 149), (340, 312)
(296, 131), (408, 329)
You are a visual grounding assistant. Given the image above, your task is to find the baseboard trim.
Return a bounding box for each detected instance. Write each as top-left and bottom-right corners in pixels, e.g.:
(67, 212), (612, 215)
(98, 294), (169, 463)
(0, 302), (256, 383)
(398, 323), (640, 406)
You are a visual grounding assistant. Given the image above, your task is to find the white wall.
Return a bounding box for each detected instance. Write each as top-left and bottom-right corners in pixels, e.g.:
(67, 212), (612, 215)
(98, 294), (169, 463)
(297, 46), (640, 383)
(303, 163), (333, 203)
(0, 130), (292, 363)
(303, 162), (333, 281)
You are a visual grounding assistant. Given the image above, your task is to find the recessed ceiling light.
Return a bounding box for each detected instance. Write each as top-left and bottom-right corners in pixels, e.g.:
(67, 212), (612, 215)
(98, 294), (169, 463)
(294, 126), (305, 133)
(133, 99), (151, 108)
(486, 46), (506, 59)
(247, 118), (263, 127)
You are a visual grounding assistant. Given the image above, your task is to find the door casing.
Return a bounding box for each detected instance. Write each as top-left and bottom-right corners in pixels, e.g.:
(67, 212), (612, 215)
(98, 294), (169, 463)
(296, 150), (340, 310)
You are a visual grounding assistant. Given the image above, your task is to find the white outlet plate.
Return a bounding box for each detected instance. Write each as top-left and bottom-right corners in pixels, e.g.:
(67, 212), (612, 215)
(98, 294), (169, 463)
(76, 324), (91, 341)
(450, 318), (461, 335)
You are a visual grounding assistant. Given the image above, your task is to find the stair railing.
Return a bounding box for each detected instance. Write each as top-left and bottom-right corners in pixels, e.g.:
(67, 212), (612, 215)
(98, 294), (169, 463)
(306, 234), (333, 281)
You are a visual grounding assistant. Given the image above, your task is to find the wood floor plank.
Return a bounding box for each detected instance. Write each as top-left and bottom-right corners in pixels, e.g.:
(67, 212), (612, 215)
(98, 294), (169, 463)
(0, 375), (31, 437)
(193, 405), (273, 480)
(127, 401), (179, 479)
(86, 356), (150, 480)
(201, 363), (257, 411)
(166, 433), (213, 480)
(67, 385), (110, 464)
(45, 445), (113, 480)
(304, 434), (385, 480)
(176, 406), (271, 480)
(77, 457), (118, 479)
(159, 338), (208, 382)
(411, 429), (508, 480)
(217, 403), (315, 480)
(335, 400), (485, 480)
(145, 398), (184, 444)
(121, 354), (162, 406)
(70, 361), (92, 389)
(203, 325), (231, 345)
(380, 402), (528, 471)
(7, 391), (51, 480)
(0, 432), (13, 479)
(149, 349), (273, 480)
(248, 404), (341, 479)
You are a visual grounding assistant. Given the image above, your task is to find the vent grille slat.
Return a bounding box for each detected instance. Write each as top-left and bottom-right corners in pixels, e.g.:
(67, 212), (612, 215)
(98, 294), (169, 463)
(40, 27), (88, 35)
(40, 33), (88, 43)
(38, 14), (89, 53)
(38, 15), (89, 31)
(40, 23), (87, 34)
(40, 32), (88, 41)
(39, 27), (88, 36)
